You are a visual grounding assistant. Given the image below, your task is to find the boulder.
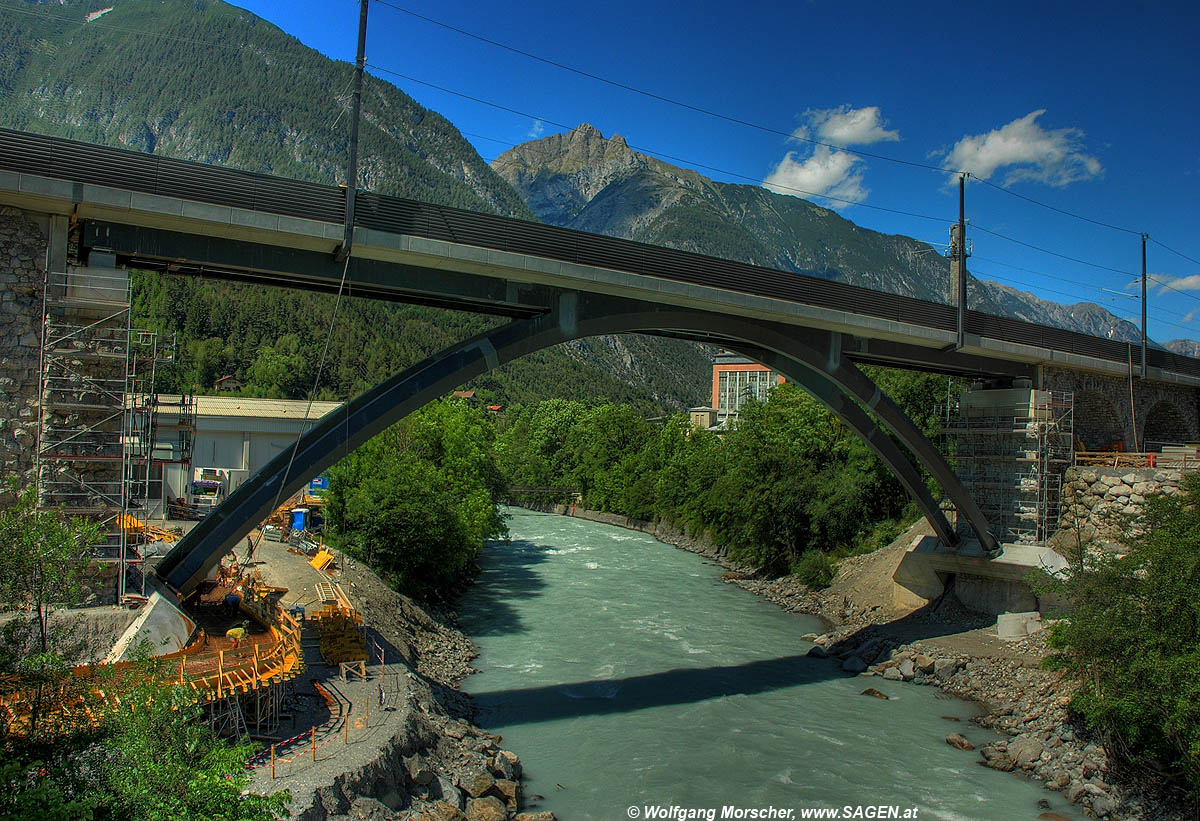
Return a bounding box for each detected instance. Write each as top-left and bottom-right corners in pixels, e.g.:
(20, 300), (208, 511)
(461, 770), (497, 799)
(897, 658), (916, 680)
(860, 688), (889, 700)
(432, 776), (464, 810)
(406, 755), (435, 787)
(945, 733), (974, 751)
(933, 659), (961, 681)
(515, 813), (557, 821)
(349, 796), (402, 821)
(980, 755), (1015, 772)
(494, 779), (520, 811)
(1007, 736), (1044, 769)
(466, 797), (508, 821)
(806, 645), (828, 659)
(882, 667), (903, 681)
(914, 654), (935, 674)
(489, 753), (517, 781)
(428, 801), (470, 821)
(1090, 795), (1117, 818)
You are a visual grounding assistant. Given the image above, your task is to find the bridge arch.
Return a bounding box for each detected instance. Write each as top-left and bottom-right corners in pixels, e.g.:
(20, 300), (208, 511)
(1072, 390), (1128, 451)
(156, 291), (998, 595)
(1142, 400), (1191, 449)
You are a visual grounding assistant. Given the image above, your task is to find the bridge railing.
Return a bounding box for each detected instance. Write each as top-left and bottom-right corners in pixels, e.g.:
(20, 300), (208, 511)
(1074, 451), (1199, 471)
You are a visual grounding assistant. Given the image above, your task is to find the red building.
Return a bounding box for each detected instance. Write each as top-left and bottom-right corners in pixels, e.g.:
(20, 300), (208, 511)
(711, 351), (785, 421)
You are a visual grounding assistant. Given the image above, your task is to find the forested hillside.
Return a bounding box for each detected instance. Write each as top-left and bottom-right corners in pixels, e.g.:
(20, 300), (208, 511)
(1, 0), (713, 407)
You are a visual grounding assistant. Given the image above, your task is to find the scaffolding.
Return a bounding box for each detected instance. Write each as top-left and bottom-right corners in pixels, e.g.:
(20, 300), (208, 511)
(943, 388), (1074, 544)
(36, 260), (177, 601)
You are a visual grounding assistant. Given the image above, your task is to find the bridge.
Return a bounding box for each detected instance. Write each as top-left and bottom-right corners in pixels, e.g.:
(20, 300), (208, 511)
(2, 128), (1198, 597)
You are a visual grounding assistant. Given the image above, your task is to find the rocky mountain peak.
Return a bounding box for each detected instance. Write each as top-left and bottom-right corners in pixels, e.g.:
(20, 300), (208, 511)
(492, 123), (644, 223)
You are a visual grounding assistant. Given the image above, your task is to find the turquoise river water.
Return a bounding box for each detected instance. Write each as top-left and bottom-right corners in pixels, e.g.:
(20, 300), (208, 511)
(457, 508), (1079, 820)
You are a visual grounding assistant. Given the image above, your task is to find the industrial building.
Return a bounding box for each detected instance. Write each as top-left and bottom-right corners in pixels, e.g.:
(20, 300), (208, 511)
(150, 395), (341, 519)
(711, 351), (785, 424)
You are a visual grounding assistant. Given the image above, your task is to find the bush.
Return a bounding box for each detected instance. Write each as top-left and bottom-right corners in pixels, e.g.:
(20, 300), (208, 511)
(792, 549), (836, 589)
(1035, 474), (1200, 797)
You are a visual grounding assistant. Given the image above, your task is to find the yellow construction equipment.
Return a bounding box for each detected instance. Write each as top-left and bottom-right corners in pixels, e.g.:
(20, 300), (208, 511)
(309, 547), (335, 572)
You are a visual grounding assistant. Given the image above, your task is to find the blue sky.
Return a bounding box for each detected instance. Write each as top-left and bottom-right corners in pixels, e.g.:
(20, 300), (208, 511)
(233, 0), (1200, 343)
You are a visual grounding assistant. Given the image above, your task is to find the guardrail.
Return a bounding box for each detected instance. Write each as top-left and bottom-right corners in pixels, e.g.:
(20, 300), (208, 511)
(1074, 451), (1199, 471)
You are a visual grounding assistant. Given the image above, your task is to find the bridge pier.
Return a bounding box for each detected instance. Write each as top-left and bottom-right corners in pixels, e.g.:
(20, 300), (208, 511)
(0, 206), (53, 498)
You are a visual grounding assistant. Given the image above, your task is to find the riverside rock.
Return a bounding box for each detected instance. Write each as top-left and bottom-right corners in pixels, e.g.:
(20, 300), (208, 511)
(945, 733), (974, 751)
(841, 656), (869, 674)
(1007, 736), (1044, 769)
(466, 796), (507, 821)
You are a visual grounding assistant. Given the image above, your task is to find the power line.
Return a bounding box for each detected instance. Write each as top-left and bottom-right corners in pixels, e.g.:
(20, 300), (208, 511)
(370, 0), (1170, 241)
(971, 176), (1143, 237)
(366, 61), (949, 221)
(370, 0), (948, 174)
(1150, 237), (1200, 268)
(971, 224), (1138, 278)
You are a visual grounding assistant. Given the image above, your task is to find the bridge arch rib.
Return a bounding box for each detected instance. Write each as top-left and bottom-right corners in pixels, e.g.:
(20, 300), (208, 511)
(156, 291), (998, 596)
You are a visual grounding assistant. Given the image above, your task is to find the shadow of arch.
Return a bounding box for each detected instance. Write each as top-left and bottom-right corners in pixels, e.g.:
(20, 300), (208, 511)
(1143, 400), (1191, 449)
(1073, 390), (1127, 450)
(156, 292), (997, 595)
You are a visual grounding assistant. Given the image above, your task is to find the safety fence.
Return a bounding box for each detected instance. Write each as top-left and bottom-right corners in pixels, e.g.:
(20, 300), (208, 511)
(0, 571), (304, 737)
(1074, 451), (1200, 471)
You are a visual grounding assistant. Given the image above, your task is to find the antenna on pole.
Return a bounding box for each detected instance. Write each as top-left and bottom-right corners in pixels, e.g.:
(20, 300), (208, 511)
(336, 0), (370, 263)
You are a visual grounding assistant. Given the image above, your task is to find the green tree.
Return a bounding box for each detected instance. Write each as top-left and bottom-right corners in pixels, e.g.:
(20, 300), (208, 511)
(1036, 475), (1200, 796)
(324, 400), (508, 598)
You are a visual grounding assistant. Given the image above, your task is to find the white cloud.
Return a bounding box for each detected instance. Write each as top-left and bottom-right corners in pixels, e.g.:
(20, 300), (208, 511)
(527, 119), (545, 139)
(803, 105), (899, 146)
(941, 110), (1102, 186)
(1150, 272), (1200, 294)
(763, 145), (868, 209)
(1185, 309), (1196, 323)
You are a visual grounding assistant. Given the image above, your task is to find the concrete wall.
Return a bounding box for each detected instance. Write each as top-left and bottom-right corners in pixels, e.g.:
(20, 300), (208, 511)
(0, 207), (47, 500)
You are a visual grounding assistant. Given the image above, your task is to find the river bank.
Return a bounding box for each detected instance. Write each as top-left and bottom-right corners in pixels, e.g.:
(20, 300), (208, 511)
(518, 502), (1187, 821)
(248, 533), (551, 821)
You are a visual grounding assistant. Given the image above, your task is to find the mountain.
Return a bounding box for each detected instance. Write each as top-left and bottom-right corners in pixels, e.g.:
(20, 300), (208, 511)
(1165, 339), (1200, 358)
(0, 1), (713, 408)
(493, 124), (1147, 345)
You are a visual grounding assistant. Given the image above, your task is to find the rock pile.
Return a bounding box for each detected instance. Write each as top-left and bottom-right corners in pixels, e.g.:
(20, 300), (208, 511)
(1059, 466), (1185, 550)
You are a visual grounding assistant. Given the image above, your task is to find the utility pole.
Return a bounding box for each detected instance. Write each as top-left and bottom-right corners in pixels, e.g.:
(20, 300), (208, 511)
(949, 173), (969, 349)
(1141, 233), (1148, 379)
(337, 0), (370, 263)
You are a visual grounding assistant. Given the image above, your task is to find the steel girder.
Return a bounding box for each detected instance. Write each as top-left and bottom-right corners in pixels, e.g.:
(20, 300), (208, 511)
(156, 291), (996, 596)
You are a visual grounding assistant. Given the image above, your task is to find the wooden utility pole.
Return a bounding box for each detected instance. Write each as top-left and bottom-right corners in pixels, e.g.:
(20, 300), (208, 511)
(337, 0), (369, 262)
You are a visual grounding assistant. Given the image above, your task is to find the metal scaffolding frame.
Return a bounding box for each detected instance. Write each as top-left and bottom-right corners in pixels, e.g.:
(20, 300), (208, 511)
(36, 263), (176, 601)
(943, 389), (1074, 544)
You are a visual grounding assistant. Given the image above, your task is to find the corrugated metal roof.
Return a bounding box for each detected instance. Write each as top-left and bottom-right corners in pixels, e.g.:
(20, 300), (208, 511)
(157, 394), (342, 420)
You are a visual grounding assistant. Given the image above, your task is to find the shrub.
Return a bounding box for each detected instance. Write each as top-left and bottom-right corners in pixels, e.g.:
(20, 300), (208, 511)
(792, 549), (836, 589)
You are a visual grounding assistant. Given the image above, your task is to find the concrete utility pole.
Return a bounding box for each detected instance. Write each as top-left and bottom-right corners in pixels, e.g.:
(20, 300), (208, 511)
(950, 173), (969, 349)
(1141, 233), (1148, 379)
(337, 0), (370, 263)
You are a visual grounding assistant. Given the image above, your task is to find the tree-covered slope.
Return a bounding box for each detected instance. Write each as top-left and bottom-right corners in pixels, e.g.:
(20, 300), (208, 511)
(0, 1), (713, 407)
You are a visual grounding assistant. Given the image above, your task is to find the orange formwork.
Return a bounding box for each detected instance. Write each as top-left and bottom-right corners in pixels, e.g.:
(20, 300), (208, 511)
(0, 572), (304, 738)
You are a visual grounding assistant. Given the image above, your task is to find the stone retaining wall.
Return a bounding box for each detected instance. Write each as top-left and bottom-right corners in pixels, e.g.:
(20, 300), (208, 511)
(1059, 465), (1185, 548)
(0, 207), (47, 500)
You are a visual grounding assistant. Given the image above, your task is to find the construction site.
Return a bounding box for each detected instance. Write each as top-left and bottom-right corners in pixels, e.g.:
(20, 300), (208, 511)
(1, 252), (378, 767)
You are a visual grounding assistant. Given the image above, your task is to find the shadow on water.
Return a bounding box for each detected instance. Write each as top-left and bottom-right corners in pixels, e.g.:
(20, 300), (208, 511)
(457, 539), (556, 637)
(471, 652), (848, 726)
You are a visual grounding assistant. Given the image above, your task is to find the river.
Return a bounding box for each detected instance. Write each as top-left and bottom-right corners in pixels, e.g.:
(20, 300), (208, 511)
(457, 507), (1079, 820)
